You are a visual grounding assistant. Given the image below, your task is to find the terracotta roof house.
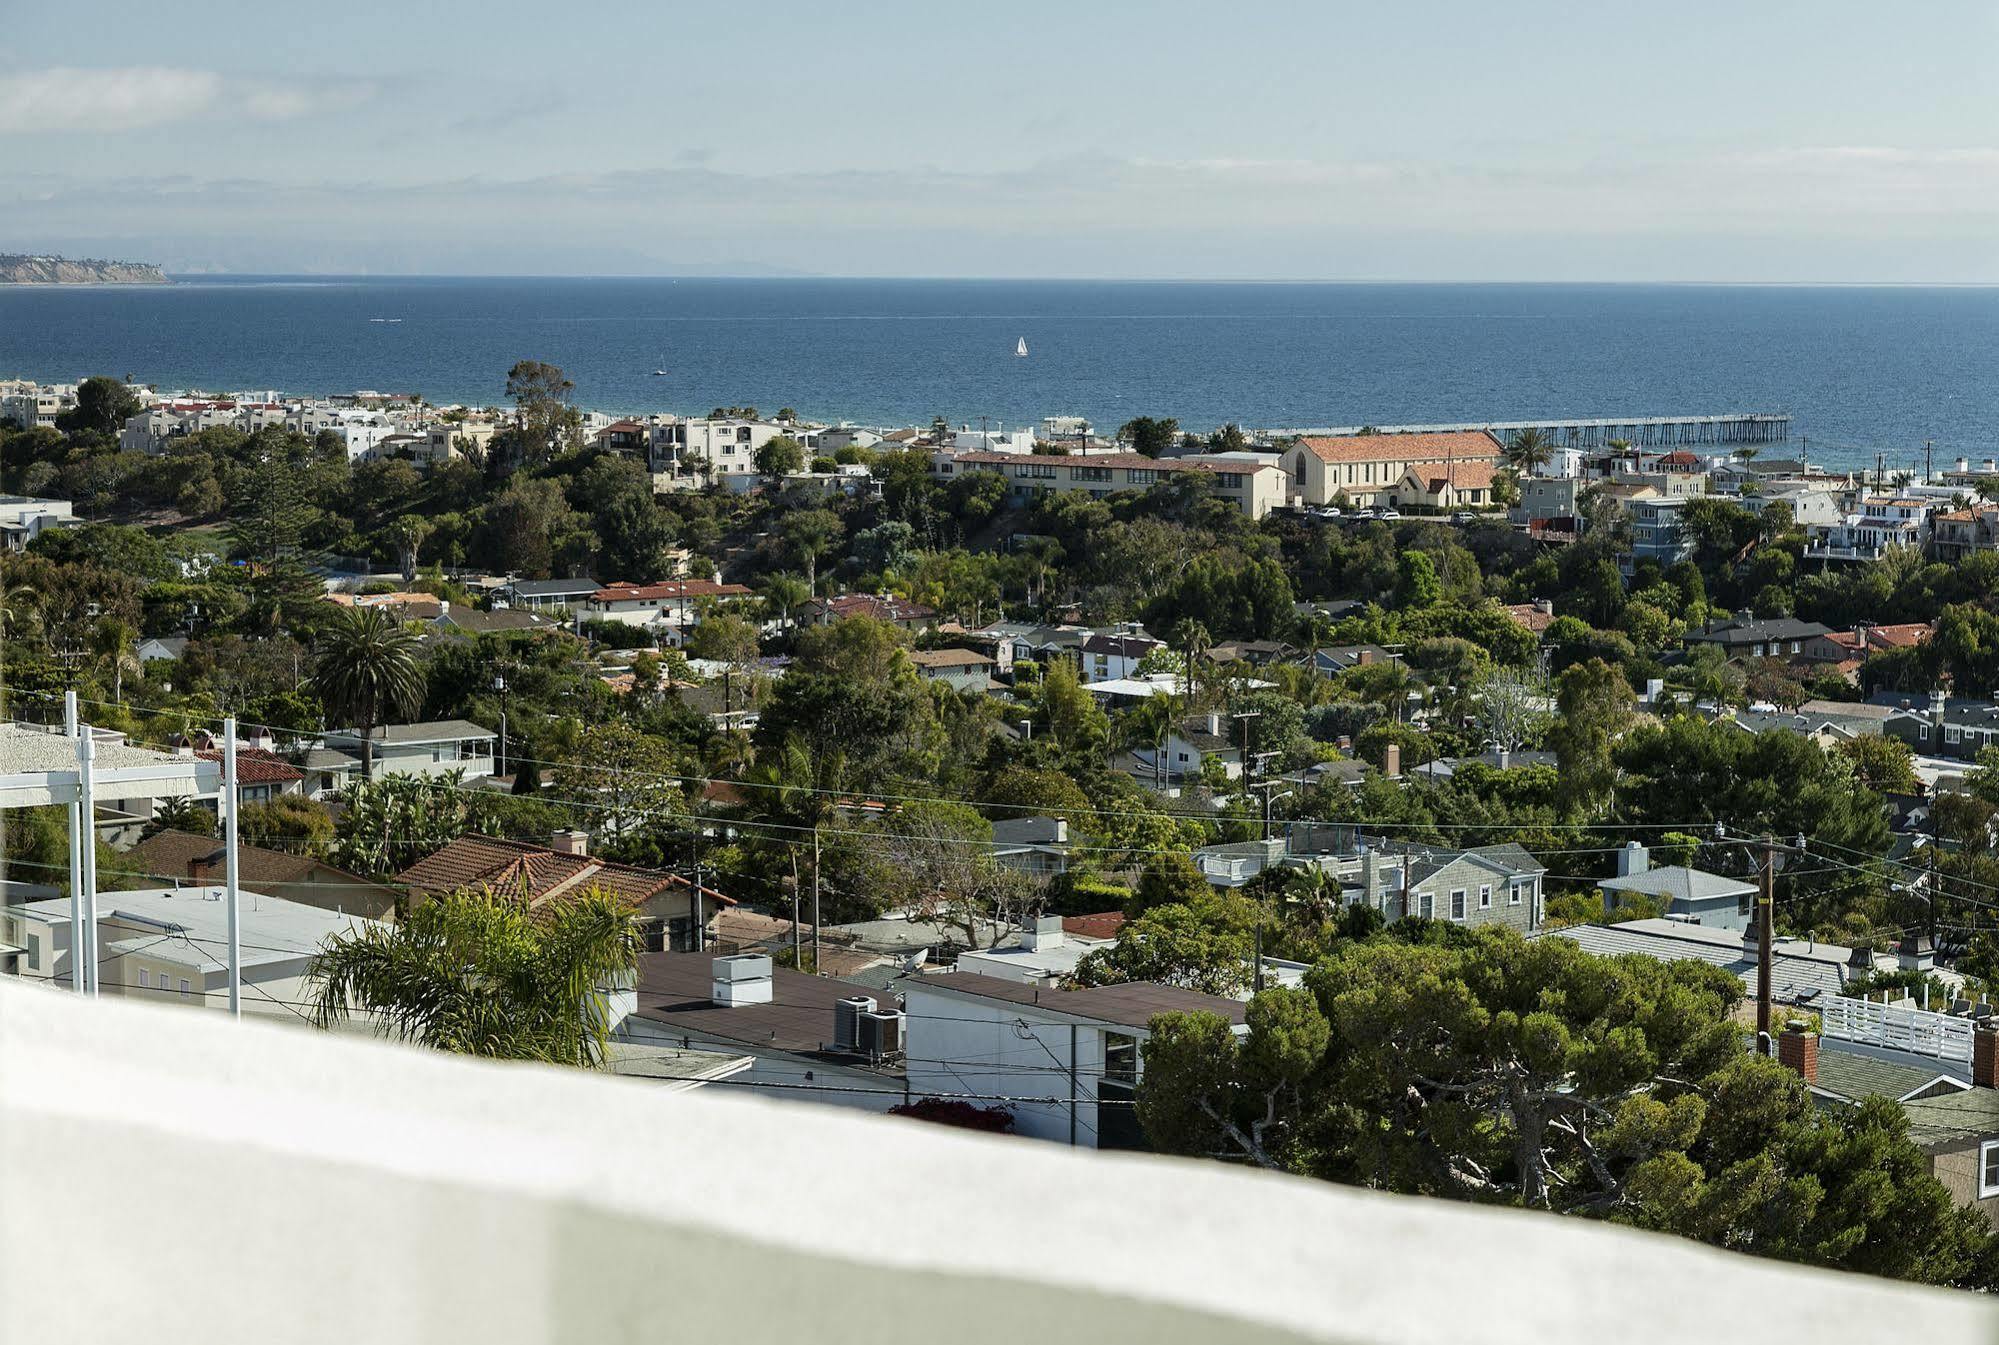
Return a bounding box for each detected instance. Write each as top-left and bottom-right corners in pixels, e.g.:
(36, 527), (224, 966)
(1392, 459), (1499, 510)
(398, 833), (734, 951)
(1284, 431), (1502, 508)
(1504, 600), (1557, 636)
(801, 593), (937, 629)
(128, 829), (399, 922)
(192, 748), (304, 806)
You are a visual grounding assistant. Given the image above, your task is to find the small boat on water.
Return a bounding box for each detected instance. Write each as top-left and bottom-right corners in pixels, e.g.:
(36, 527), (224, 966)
(369, 317), (402, 324)
(1016, 337), (1028, 357)
(653, 369), (669, 376)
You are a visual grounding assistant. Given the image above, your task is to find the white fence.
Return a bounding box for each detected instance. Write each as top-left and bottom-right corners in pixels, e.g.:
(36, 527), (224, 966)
(1820, 994), (1975, 1065)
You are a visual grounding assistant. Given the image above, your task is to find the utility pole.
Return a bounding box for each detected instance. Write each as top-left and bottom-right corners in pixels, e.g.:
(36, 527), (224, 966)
(811, 825), (822, 976)
(790, 848), (803, 969)
(1926, 439), (1934, 485)
(1756, 835), (1775, 1056)
(224, 716), (241, 1018)
(691, 814), (704, 953)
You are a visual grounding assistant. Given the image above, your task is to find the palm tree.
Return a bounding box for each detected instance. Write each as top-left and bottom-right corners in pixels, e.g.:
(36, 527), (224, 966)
(309, 888), (642, 1065)
(1733, 445), (1761, 470)
(0, 580), (38, 643)
(1505, 427), (1554, 477)
(313, 606), (426, 781)
(757, 572), (811, 633)
(90, 616), (141, 704)
(1170, 618), (1211, 697)
(389, 515), (431, 583)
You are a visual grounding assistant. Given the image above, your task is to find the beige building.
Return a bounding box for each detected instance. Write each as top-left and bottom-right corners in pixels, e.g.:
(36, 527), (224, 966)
(1391, 460), (1500, 510)
(1284, 431), (1502, 507)
(932, 451), (1287, 519)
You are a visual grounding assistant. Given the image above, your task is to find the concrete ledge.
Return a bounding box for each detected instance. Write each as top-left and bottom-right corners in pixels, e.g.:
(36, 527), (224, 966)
(0, 981), (1989, 1344)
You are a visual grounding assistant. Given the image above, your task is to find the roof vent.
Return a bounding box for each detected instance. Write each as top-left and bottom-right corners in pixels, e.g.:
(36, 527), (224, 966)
(710, 954), (772, 1007)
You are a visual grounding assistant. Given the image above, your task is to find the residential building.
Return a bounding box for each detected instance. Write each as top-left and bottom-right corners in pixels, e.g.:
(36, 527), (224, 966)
(1805, 497), (1931, 563)
(1132, 711), (1246, 783)
(497, 576), (601, 612)
(1623, 496), (1695, 573)
(0, 494), (75, 552)
(314, 720), (496, 790)
(1536, 918), (1881, 1006)
(1503, 599), (1557, 637)
(951, 915), (1113, 986)
(1597, 842), (1758, 932)
(902, 971), (1251, 1148)
(644, 417), (793, 475)
(191, 746), (305, 808)
(798, 593), (936, 629)
(1078, 631), (1163, 681)
(584, 579), (754, 629)
(907, 647), (995, 692)
(1932, 504), (1999, 560)
(1390, 459), (1499, 510)
(990, 817), (1075, 877)
(399, 833), (733, 952)
(1313, 643), (1399, 676)
(136, 635), (188, 663)
(128, 829), (399, 922)
(1202, 639), (1296, 667)
(1882, 689), (1999, 763)
(617, 951), (908, 1111)
(1681, 615), (1837, 663)
(1283, 431), (1502, 508)
(932, 451), (1288, 520)
(1511, 475), (1583, 526)
(1, 885), (385, 1018)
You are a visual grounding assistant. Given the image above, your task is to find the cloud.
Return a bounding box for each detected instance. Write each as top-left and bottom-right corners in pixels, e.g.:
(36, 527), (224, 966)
(0, 67), (382, 133)
(0, 67), (220, 132)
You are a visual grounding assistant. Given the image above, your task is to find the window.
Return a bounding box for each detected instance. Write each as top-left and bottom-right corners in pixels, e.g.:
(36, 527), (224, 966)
(1947, 726), (1961, 746)
(1450, 889), (1466, 921)
(1478, 885), (1492, 910)
(1124, 468), (1159, 485)
(1418, 891), (1434, 918)
(178, 979), (191, 998)
(1919, 724), (1931, 742)
(1105, 1032), (1139, 1086)
(1983, 1140), (1999, 1198)
(1508, 885), (1521, 906)
(138, 969), (150, 988)
(1070, 465), (1111, 483)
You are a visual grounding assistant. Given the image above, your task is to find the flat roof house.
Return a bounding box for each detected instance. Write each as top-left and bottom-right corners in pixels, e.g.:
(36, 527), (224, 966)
(315, 719), (496, 791)
(584, 579), (754, 629)
(903, 971), (1250, 1149)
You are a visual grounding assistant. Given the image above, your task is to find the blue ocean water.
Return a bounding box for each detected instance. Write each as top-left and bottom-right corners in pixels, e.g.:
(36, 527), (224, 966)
(2, 277), (1994, 473)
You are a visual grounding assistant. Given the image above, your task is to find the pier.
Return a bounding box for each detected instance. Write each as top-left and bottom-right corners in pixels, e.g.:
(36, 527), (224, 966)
(1270, 413), (1790, 450)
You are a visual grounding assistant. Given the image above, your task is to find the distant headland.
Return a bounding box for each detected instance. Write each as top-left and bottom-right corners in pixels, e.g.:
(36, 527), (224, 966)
(0, 254), (169, 285)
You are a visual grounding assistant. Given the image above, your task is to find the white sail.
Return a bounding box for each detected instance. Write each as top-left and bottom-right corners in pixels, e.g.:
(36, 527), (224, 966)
(1016, 337), (1028, 357)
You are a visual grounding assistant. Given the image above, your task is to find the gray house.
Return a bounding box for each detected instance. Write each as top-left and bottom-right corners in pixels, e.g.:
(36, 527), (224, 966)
(1392, 842), (1548, 932)
(1597, 842), (1757, 932)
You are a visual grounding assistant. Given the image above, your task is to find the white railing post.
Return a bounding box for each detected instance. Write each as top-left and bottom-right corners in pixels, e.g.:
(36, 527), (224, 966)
(63, 691), (83, 995)
(76, 724), (97, 997)
(223, 719), (241, 1018)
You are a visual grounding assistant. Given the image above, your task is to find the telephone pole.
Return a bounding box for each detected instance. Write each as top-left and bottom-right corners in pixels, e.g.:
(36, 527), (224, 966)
(811, 825), (822, 976)
(1756, 835), (1775, 1056)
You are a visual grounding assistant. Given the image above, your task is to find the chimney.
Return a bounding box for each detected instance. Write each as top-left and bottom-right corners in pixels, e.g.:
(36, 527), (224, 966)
(1533, 598), (1554, 616)
(710, 953), (773, 1007)
(1777, 1019), (1819, 1085)
(1618, 841), (1649, 877)
(549, 828), (589, 857)
(1740, 922), (1763, 963)
(1843, 944), (1874, 985)
(1360, 846), (1377, 908)
(1051, 818), (1067, 844)
(1976, 1022), (1999, 1089)
(1205, 711), (1222, 737)
(1383, 743), (1402, 779)
(1958, 457), (1971, 474)
(1897, 933), (1936, 974)
(1020, 915), (1065, 952)
(1357, 648), (1377, 667)
(1930, 687), (1948, 720)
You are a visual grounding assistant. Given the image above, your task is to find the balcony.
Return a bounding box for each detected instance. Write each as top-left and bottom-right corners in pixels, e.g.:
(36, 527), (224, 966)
(2, 980), (1988, 1342)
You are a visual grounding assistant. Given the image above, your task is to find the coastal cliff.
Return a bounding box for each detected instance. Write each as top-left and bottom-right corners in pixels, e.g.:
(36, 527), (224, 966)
(0, 254), (169, 285)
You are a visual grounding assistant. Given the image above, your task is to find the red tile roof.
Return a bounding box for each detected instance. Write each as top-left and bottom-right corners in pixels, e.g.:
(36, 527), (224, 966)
(1294, 431), (1501, 466)
(811, 593), (936, 622)
(1504, 603), (1557, 635)
(590, 580), (753, 603)
(397, 835), (736, 909)
(194, 748), (302, 785)
(946, 451), (1277, 476)
(1062, 911), (1126, 940)
(1412, 461), (1499, 491)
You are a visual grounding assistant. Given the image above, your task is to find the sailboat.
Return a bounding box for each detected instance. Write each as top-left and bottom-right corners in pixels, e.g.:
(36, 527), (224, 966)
(1016, 337), (1028, 358)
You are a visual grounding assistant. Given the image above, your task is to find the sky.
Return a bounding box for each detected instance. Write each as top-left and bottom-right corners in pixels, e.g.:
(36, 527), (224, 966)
(4, 0), (1997, 280)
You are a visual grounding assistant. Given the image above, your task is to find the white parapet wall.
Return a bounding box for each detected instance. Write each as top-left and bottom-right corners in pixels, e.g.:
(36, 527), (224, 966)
(0, 980), (1990, 1345)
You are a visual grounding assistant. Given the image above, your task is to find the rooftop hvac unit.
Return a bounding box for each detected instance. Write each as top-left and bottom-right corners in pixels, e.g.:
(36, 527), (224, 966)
(833, 995), (876, 1051)
(858, 1010), (904, 1062)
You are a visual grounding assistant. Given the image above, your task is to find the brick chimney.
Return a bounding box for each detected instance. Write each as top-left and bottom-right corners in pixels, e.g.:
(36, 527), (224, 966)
(549, 828), (589, 857)
(1976, 1021), (1999, 1089)
(1777, 1020), (1818, 1085)
(1383, 743), (1402, 779)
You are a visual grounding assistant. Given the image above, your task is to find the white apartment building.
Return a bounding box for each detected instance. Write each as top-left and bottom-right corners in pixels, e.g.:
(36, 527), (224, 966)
(930, 450), (1287, 519)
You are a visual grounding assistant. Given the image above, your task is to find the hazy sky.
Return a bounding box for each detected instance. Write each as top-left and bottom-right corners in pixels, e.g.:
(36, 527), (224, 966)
(6, 0), (1997, 279)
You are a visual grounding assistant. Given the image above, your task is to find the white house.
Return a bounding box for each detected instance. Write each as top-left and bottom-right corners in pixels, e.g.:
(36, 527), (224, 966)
(315, 720), (496, 791)
(583, 579), (755, 629)
(0, 494), (76, 553)
(1, 885), (386, 1019)
(902, 972), (1249, 1148)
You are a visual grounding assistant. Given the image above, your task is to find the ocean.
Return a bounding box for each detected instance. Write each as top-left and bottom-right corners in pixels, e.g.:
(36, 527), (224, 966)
(2, 277), (1994, 474)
